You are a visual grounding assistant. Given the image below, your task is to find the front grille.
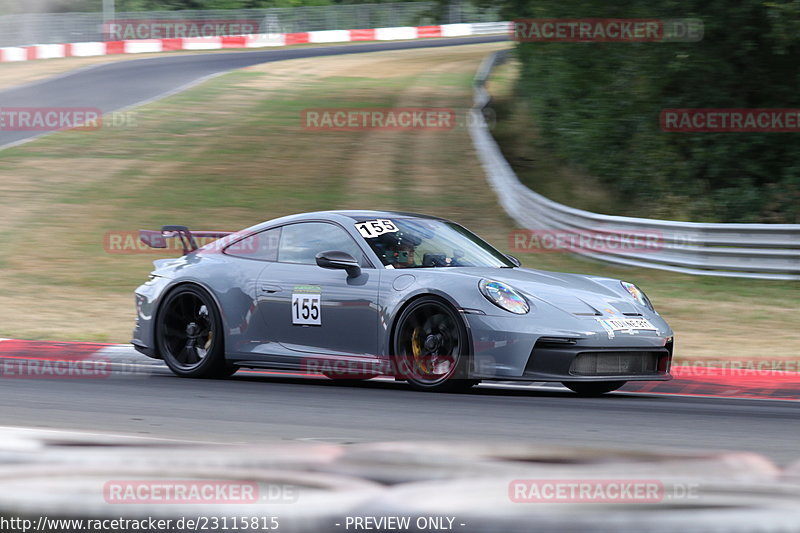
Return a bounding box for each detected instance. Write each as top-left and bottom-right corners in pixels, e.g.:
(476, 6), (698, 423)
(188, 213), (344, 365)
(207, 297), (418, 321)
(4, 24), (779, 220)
(570, 351), (660, 376)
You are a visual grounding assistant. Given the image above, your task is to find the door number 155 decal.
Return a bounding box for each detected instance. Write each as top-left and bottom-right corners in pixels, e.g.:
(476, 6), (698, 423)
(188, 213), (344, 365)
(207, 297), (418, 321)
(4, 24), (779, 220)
(292, 292), (321, 326)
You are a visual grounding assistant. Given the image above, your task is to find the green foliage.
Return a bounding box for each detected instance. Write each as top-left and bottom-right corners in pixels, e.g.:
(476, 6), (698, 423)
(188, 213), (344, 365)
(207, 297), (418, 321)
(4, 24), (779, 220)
(496, 0), (800, 222)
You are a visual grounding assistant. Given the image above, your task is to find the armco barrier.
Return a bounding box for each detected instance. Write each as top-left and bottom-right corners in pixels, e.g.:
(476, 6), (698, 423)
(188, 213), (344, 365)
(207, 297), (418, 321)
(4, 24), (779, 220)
(469, 50), (800, 280)
(0, 22), (512, 63)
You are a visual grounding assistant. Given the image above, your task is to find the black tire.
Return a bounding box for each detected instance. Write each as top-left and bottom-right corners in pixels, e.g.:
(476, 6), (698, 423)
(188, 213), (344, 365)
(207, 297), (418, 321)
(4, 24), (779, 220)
(392, 296), (475, 392)
(156, 285), (235, 379)
(562, 381), (626, 396)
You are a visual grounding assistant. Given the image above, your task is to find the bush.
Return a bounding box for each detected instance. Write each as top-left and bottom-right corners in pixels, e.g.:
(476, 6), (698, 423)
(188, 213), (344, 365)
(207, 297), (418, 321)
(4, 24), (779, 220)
(492, 0), (800, 222)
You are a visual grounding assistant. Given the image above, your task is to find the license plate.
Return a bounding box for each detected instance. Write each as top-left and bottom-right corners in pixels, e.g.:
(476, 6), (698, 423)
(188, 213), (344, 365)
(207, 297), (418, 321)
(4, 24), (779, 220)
(604, 317), (657, 331)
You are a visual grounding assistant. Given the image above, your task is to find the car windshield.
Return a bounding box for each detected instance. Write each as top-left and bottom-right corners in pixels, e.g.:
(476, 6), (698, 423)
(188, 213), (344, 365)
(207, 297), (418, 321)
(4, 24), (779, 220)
(355, 217), (514, 269)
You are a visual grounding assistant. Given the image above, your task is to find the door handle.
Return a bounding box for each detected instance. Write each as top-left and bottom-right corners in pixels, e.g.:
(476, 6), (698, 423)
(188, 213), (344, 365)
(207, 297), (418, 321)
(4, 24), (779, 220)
(260, 284), (282, 293)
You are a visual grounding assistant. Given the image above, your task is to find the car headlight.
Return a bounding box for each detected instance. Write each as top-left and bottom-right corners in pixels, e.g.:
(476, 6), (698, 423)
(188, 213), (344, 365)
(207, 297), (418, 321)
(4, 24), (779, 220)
(621, 281), (654, 311)
(479, 279), (529, 314)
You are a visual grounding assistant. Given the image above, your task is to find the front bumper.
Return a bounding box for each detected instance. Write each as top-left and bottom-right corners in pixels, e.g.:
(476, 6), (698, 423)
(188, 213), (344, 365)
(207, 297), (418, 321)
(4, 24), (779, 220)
(521, 338), (672, 382)
(466, 312), (673, 381)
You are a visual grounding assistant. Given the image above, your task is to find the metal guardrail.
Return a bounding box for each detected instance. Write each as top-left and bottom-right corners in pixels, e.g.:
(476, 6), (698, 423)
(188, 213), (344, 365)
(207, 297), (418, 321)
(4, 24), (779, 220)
(0, 2), (502, 48)
(469, 50), (800, 281)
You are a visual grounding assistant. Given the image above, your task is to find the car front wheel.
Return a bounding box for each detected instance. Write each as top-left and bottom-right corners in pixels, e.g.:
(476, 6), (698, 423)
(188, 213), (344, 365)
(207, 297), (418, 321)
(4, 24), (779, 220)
(393, 297), (476, 392)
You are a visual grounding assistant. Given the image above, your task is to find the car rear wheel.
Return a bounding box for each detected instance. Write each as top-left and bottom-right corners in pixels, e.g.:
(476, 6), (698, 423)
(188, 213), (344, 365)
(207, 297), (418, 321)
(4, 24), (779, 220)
(393, 297), (476, 392)
(157, 285), (236, 379)
(562, 381), (626, 395)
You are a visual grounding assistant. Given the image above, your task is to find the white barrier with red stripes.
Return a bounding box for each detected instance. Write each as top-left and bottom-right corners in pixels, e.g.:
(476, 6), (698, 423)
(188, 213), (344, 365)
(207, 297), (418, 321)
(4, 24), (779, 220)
(0, 22), (511, 63)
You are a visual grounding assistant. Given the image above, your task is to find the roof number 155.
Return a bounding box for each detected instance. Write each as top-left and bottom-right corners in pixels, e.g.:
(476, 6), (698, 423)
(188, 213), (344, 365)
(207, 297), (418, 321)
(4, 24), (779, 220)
(356, 219), (398, 238)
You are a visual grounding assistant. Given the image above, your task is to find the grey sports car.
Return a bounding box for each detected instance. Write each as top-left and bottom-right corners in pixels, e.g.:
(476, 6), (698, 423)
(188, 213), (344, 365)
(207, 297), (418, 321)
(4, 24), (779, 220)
(132, 210), (673, 393)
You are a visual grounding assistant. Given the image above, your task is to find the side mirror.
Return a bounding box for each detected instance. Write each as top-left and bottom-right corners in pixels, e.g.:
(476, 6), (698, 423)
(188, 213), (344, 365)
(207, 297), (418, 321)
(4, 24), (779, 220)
(505, 254), (522, 267)
(315, 250), (361, 277)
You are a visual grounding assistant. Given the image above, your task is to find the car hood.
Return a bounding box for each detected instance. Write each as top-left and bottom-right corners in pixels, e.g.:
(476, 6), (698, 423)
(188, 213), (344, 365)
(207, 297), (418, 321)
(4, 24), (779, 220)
(435, 267), (644, 317)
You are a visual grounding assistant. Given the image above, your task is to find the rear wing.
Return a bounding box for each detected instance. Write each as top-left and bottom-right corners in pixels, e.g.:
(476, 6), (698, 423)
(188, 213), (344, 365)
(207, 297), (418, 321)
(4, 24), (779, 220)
(139, 225), (233, 255)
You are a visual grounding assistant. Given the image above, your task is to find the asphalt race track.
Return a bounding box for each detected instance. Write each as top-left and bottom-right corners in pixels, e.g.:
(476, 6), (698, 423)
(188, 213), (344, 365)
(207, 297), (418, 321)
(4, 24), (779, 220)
(0, 364), (797, 465)
(1, 36), (797, 467)
(0, 35), (505, 150)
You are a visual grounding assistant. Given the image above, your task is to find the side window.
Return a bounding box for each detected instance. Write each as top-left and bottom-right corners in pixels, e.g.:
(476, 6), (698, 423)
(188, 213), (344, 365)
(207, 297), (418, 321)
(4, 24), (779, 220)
(278, 222), (364, 265)
(224, 228), (281, 261)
